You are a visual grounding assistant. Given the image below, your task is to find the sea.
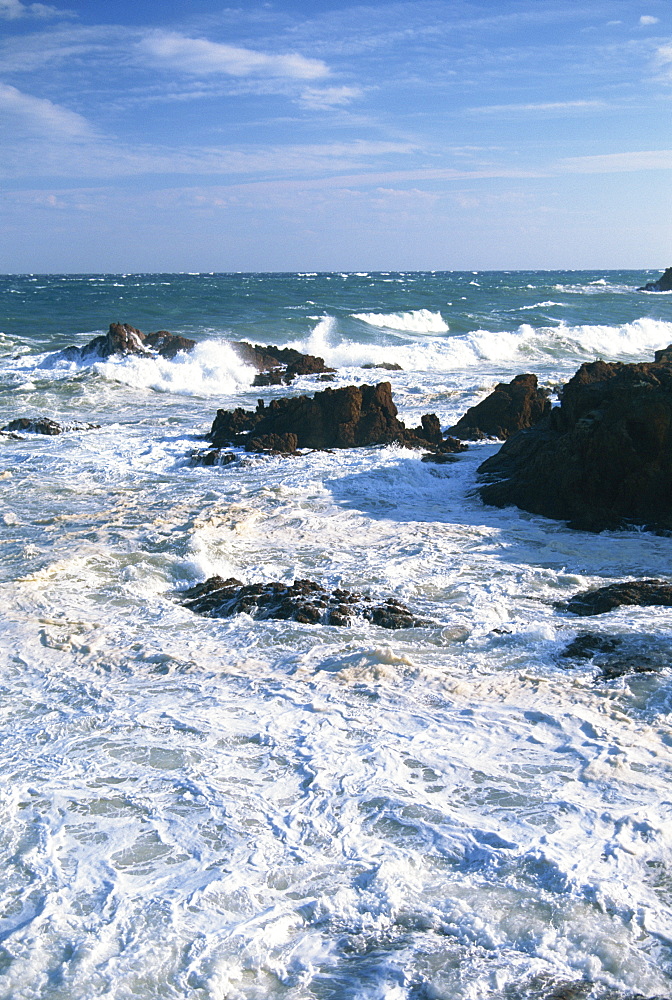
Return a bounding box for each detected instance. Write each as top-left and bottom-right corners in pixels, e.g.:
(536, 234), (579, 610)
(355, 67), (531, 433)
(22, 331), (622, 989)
(1, 270), (672, 1000)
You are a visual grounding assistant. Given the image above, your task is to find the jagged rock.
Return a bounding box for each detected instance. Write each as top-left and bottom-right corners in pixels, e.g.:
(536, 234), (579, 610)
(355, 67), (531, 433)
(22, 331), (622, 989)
(208, 382), (468, 455)
(53, 322), (196, 363)
(447, 373), (551, 440)
(639, 267), (672, 292)
(2, 417), (99, 435)
(558, 580), (672, 616)
(230, 341), (336, 385)
(180, 576), (430, 628)
(560, 631), (668, 679)
(478, 348), (672, 530)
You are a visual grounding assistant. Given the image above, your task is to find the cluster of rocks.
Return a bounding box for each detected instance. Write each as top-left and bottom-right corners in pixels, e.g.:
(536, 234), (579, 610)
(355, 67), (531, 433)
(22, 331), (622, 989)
(202, 381), (467, 457)
(50, 321), (339, 387)
(180, 576), (429, 628)
(478, 346), (672, 531)
(55, 322), (197, 362)
(557, 579), (672, 616)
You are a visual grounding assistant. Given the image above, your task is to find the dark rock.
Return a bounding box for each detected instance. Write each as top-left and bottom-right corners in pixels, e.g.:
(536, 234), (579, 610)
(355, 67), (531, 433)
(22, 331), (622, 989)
(245, 432), (299, 455)
(558, 580), (672, 616)
(54, 322), (196, 362)
(180, 576), (430, 628)
(230, 341), (336, 385)
(448, 373), (551, 440)
(502, 973), (668, 999)
(478, 348), (672, 530)
(3, 417), (99, 435)
(560, 631), (669, 680)
(361, 362), (403, 371)
(639, 267), (672, 292)
(208, 382), (468, 455)
(189, 448), (238, 466)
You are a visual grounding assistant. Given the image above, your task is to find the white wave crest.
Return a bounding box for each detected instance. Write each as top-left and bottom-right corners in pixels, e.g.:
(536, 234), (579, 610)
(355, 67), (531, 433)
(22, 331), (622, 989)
(93, 340), (255, 396)
(289, 315), (672, 374)
(352, 309), (449, 334)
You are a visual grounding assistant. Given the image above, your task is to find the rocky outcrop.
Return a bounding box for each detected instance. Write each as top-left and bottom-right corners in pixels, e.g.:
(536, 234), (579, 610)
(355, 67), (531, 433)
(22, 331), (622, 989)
(478, 348), (672, 530)
(208, 382), (468, 456)
(557, 580), (672, 616)
(230, 341), (335, 385)
(639, 267), (672, 292)
(2, 417), (99, 435)
(54, 322), (196, 362)
(180, 576), (430, 628)
(447, 373), (551, 440)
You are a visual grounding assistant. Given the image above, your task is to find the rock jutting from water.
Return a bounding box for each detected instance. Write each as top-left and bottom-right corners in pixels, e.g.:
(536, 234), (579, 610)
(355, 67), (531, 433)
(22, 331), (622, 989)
(2, 417), (99, 435)
(230, 341), (336, 385)
(478, 347), (672, 531)
(207, 381), (468, 456)
(55, 322), (197, 362)
(180, 577), (430, 628)
(557, 579), (672, 616)
(447, 372), (551, 440)
(638, 267), (672, 292)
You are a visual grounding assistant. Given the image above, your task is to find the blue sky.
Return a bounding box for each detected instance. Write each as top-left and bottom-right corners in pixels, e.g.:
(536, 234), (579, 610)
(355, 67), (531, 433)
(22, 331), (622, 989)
(0, 0), (670, 271)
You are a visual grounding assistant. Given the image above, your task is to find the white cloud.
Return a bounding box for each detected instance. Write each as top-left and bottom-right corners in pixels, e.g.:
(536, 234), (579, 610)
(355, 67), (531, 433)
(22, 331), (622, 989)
(137, 31), (329, 80)
(560, 149), (672, 173)
(0, 0), (70, 17)
(469, 100), (606, 114)
(0, 82), (93, 139)
(299, 85), (363, 109)
(639, 15), (659, 26)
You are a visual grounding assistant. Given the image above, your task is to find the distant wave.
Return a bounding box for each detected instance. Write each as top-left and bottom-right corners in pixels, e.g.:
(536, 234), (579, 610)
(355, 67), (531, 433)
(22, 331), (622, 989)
(352, 309), (449, 334)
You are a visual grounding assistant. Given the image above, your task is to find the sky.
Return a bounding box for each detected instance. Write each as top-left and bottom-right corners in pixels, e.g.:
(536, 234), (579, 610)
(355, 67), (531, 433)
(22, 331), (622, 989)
(0, 0), (670, 272)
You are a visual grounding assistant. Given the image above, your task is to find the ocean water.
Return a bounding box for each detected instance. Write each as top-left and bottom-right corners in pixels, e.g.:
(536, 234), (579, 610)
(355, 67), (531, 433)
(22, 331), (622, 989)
(1, 270), (672, 1000)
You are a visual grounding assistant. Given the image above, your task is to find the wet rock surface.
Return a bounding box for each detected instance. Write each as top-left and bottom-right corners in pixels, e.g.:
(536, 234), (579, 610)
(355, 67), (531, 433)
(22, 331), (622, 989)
(560, 631), (670, 679)
(448, 373), (551, 440)
(180, 576), (430, 628)
(2, 417), (99, 435)
(557, 580), (672, 616)
(638, 266), (672, 292)
(478, 348), (672, 530)
(208, 381), (468, 455)
(54, 322), (197, 362)
(230, 341), (336, 385)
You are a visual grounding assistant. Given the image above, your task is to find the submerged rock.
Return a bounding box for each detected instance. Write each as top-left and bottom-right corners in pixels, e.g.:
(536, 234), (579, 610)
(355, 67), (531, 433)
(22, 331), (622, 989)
(448, 373), (551, 440)
(54, 322), (196, 362)
(180, 576), (430, 628)
(557, 580), (672, 616)
(560, 631), (669, 679)
(208, 381), (468, 455)
(478, 348), (672, 530)
(2, 417), (99, 435)
(638, 267), (672, 292)
(230, 341), (336, 385)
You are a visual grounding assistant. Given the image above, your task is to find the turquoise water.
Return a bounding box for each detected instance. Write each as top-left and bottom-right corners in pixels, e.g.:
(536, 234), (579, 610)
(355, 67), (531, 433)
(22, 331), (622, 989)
(0, 271), (671, 1000)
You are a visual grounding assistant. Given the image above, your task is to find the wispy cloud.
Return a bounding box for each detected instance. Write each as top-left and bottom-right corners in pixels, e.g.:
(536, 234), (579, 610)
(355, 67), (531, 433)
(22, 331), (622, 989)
(639, 16), (659, 26)
(0, 0), (71, 18)
(298, 85), (363, 109)
(137, 30), (329, 80)
(559, 149), (672, 173)
(468, 100), (607, 114)
(0, 82), (94, 139)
